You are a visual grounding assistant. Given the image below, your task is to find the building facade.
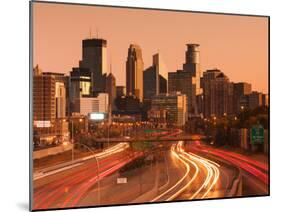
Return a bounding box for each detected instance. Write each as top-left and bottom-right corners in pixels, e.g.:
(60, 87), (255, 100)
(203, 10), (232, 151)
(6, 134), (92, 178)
(55, 82), (66, 118)
(33, 66), (56, 122)
(79, 38), (107, 93)
(150, 92), (187, 126)
(201, 69), (234, 118)
(126, 44), (144, 102)
(70, 67), (91, 98)
(115, 95), (141, 113)
(105, 73), (117, 111)
(168, 44), (202, 116)
(168, 70), (193, 113)
(248, 91), (263, 110)
(233, 82), (252, 114)
(42, 72), (70, 117)
(143, 53), (167, 102)
(73, 93), (109, 116)
(33, 66), (69, 145)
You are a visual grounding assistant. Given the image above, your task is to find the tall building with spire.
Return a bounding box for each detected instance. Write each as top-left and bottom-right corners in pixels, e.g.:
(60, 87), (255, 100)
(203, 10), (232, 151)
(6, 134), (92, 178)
(126, 44), (144, 102)
(168, 44), (202, 116)
(79, 38), (107, 94)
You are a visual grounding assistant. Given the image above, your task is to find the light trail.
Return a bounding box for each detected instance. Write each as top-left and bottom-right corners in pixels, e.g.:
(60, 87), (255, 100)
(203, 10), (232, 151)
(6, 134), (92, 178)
(151, 141), (220, 201)
(34, 153), (128, 209)
(33, 142), (140, 210)
(181, 150), (220, 199)
(152, 141), (221, 201)
(34, 142), (130, 205)
(93, 142), (129, 158)
(150, 144), (193, 202)
(197, 148), (268, 185)
(67, 152), (143, 208)
(165, 150), (199, 201)
(34, 142), (130, 181)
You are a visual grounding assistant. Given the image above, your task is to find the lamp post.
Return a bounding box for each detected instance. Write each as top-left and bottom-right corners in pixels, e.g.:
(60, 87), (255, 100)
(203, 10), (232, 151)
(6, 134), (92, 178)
(64, 137), (101, 205)
(71, 119), (74, 163)
(77, 142), (101, 205)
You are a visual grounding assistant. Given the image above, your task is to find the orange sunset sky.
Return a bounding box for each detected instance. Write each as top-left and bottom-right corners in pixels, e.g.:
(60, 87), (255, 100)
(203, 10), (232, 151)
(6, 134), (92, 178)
(33, 2), (269, 93)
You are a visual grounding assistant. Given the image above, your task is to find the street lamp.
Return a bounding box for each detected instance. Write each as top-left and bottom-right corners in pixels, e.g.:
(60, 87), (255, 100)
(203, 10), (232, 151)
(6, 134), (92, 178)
(77, 142), (101, 205)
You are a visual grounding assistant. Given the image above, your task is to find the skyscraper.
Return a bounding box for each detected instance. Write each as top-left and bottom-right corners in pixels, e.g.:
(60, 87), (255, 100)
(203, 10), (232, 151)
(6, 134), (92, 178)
(126, 44), (144, 102)
(152, 53), (168, 81)
(168, 44), (202, 116)
(105, 72), (117, 111)
(143, 53), (167, 102)
(79, 38), (107, 93)
(183, 44), (202, 112)
(201, 69), (233, 118)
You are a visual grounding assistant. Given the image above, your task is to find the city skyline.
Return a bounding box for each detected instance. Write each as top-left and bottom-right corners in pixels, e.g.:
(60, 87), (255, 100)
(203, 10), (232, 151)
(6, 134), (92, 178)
(31, 2), (269, 210)
(33, 2), (268, 93)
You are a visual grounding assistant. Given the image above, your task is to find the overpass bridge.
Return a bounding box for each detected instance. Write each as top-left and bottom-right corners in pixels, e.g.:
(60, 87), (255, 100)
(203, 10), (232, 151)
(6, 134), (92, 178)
(93, 135), (209, 143)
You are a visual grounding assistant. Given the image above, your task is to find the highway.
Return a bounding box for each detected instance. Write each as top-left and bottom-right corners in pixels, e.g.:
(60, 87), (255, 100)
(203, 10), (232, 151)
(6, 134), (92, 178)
(33, 143), (143, 210)
(151, 141), (237, 202)
(186, 140), (268, 196)
(32, 133), (269, 210)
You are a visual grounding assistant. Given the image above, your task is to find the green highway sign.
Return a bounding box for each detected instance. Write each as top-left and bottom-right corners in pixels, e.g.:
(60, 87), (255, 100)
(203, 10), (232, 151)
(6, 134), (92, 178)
(251, 124), (264, 144)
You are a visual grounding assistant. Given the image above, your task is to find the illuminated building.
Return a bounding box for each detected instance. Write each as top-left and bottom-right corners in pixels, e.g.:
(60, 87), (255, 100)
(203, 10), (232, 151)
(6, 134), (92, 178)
(73, 93), (109, 116)
(150, 92), (187, 126)
(79, 38), (107, 93)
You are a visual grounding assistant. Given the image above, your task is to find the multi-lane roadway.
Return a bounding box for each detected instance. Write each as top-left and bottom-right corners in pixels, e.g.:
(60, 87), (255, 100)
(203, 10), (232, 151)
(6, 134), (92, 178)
(32, 133), (268, 210)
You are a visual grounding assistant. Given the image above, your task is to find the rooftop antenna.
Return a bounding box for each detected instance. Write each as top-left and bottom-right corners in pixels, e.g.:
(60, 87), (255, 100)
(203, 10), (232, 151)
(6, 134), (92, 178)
(96, 27), (99, 39)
